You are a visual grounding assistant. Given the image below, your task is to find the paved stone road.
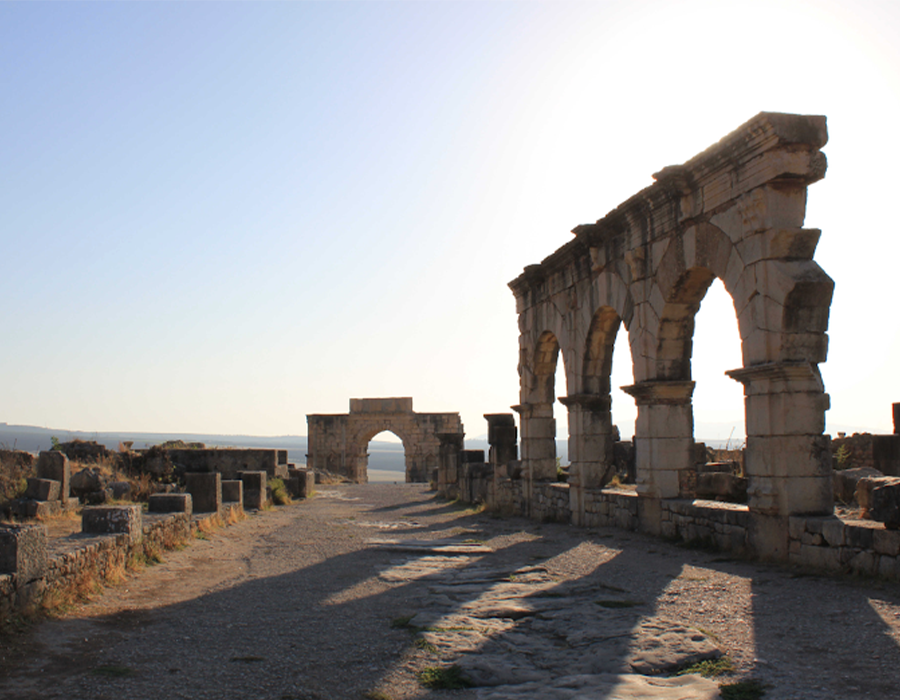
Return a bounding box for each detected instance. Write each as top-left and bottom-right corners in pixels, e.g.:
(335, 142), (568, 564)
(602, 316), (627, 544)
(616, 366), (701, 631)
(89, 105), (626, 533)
(2, 483), (900, 699)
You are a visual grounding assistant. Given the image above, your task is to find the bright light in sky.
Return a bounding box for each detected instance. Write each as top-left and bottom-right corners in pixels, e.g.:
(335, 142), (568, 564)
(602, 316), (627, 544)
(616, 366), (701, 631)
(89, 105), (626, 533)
(1, 1), (899, 440)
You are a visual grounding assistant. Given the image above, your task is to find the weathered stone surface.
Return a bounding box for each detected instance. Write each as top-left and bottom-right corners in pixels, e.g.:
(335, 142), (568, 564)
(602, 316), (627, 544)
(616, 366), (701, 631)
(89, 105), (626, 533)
(148, 493), (192, 517)
(221, 480), (243, 504)
(0, 523), (47, 581)
(307, 397), (463, 483)
(240, 471), (267, 510)
(107, 481), (133, 500)
(287, 468), (315, 498)
(866, 478), (900, 529)
(82, 505), (143, 543)
(185, 472), (222, 514)
(695, 472), (747, 502)
(474, 673), (722, 700)
(36, 451), (70, 500)
(834, 467), (882, 504)
(375, 536), (723, 694)
(857, 476), (900, 519)
(25, 478), (60, 502)
(70, 468), (108, 499)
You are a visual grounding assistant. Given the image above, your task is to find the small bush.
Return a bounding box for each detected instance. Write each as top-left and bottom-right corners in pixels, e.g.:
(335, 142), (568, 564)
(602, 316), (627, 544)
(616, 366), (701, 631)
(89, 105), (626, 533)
(268, 478), (292, 506)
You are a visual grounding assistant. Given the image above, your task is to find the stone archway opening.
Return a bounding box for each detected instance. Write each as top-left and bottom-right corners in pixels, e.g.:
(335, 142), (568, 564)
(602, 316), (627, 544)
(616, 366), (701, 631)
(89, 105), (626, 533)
(364, 429), (408, 482)
(692, 278), (745, 451)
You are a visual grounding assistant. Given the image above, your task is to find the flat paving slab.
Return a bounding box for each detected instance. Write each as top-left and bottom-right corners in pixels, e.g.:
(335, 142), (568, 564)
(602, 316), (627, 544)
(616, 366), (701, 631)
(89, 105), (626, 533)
(1, 483), (899, 699)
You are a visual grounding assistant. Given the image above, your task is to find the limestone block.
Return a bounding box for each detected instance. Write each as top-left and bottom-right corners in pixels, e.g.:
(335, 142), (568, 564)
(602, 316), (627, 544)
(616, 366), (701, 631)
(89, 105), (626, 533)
(833, 467), (882, 504)
(25, 478), (60, 502)
(744, 435), (832, 478)
(82, 505), (143, 543)
(797, 542), (841, 572)
(222, 480), (243, 504)
(695, 472), (748, 502)
(148, 493), (192, 517)
(856, 476), (900, 516)
(820, 517), (846, 547)
(523, 439), (556, 461)
(866, 480), (900, 529)
(634, 405), (693, 439)
(523, 418), (557, 440)
(0, 523), (47, 581)
(288, 468), (315, 498)
(781, 332), (829, 363)
(873, 528), (900, 557)
(744, 392), (828, 437)
(778, 475), (833, 516)
(36, 451), (70, 500)
(740, 328), (780, 366)
(185, 472), (222, 514)
(710, 184), (808, 238)
(634, 437), (694, 474)
(240, 471), (268, 510)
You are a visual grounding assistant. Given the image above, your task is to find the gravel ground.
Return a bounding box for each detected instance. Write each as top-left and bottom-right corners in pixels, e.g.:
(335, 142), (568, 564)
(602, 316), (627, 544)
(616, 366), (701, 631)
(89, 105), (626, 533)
(2, 483), (900, 699)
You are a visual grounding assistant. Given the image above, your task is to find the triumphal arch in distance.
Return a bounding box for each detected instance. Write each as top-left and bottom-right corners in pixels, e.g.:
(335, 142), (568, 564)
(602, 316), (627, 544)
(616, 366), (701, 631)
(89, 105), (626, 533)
(306, 398), (464, 483)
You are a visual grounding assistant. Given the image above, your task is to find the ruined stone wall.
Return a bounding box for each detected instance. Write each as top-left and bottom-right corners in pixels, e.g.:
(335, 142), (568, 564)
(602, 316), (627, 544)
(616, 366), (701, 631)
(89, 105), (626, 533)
(832, 433), (900, 476)
(0, 508), (238, 622)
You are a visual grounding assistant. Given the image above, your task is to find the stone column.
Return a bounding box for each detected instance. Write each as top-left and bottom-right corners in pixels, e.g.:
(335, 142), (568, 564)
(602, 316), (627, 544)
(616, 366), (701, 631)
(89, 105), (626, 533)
(437, 433), (464, 499)
(727, 362), (832, 517)
(513, 403), (557, 482)
(622, 381), (696, 500)
(559, 394), (615, 490)
(484, 414), (518, 469)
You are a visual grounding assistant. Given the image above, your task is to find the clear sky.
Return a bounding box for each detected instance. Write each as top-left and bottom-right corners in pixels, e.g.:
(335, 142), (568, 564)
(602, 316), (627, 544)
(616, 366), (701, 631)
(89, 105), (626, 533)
(2, 0), (899, 444)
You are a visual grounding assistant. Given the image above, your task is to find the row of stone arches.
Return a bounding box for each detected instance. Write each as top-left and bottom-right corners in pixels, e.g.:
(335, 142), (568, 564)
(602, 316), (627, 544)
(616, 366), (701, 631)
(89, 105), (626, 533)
(511, 113), (833, 549)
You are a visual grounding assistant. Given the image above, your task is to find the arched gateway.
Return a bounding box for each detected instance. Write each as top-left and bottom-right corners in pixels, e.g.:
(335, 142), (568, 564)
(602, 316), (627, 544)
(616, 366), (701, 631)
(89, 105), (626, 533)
(306, 398), (464, 483)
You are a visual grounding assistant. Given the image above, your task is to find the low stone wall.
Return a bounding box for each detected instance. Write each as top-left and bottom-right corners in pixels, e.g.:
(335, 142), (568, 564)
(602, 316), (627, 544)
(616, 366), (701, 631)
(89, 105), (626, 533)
(474, 466), (900, 581)
(532, 483), (571, 523)
(789, 515), (900, 578)
(146, 448), (289, 480)
(582, 489), (641, 531)
(0, 507), (240, 623)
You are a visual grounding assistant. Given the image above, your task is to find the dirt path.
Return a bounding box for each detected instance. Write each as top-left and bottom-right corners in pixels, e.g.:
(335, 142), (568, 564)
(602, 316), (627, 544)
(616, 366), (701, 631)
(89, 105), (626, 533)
(2, 484), (900, 699)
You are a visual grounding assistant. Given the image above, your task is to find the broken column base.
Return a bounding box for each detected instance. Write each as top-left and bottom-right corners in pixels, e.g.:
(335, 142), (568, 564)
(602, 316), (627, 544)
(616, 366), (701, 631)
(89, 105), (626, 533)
(148, 493), (193, 518)
(82, 505), (143, 544)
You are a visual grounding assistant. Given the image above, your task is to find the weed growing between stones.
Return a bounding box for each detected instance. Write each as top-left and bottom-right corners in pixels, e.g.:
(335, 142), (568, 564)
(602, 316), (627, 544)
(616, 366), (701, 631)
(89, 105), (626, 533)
(675, 656), (734, 678)
(414, 638), (439, 654)
(719, 679), (766, 699)
(416, 665), (471, 689)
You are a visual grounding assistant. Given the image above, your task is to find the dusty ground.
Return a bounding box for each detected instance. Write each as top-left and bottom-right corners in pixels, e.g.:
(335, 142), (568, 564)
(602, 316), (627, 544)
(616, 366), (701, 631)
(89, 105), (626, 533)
(1, 483), (900, 699)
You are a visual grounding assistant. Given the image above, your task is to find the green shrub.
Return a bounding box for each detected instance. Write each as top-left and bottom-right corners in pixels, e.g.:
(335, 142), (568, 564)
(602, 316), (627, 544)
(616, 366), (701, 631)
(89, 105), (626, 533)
(268, 478), (292, 506)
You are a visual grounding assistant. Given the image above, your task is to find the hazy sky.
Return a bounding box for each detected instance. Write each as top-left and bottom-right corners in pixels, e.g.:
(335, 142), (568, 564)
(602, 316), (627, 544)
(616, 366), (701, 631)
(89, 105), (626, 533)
(2, 0), (900, 443)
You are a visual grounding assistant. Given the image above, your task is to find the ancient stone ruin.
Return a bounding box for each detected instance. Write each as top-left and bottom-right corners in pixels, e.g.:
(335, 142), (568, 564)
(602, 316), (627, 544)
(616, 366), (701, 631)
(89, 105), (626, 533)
(306, 398), (463, 483)
(431, 113), (900, 577)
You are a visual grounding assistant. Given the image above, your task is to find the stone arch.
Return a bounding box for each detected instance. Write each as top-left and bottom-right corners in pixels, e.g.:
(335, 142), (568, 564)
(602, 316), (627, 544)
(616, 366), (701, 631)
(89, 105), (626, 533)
(306, 398), (463, 483)
(511, 113), (834, 534)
